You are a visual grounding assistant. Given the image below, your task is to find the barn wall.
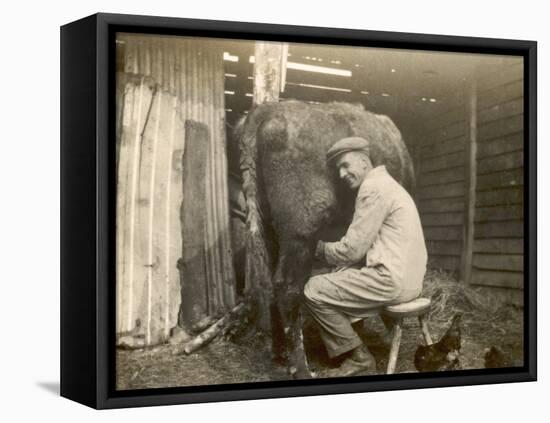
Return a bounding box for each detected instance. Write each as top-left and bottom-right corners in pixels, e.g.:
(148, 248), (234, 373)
(471, 61), (524, 300)
(116, 35), (236, 345)
(415, 93), (467, 272)
(116, 76), (185, 344)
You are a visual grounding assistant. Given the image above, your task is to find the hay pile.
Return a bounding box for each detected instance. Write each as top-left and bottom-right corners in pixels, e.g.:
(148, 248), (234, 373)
(420, 269), (523, 344)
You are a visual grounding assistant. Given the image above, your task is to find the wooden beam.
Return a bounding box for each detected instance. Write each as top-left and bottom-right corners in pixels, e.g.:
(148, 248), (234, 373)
(253, 41), (284, 104)
(460, 78), (478, 285)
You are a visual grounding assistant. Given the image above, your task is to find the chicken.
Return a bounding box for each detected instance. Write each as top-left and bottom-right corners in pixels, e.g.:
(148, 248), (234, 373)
(484, 346), (511, 368)
(414, 314), (462, 372)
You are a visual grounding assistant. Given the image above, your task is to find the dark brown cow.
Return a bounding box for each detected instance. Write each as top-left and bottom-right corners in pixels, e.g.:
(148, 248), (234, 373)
(234, 100), (415, 378)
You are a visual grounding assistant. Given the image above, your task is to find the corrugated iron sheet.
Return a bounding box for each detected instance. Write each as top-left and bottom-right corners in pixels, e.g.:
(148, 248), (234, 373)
(116, 35), (236, 345)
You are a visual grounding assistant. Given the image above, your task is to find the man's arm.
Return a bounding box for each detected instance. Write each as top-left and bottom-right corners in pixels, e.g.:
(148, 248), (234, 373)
(322, 188), (391, 267)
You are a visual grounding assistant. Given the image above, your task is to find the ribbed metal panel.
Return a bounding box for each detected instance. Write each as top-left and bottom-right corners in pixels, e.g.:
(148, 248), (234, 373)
(116, 35), (236, 345)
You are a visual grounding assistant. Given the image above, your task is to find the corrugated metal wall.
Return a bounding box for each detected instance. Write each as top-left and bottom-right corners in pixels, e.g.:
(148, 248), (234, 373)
(116, 35), (235, 345)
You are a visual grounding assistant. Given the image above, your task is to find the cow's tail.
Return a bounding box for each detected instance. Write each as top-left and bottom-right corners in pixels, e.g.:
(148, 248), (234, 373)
(235, 113), (274, 331)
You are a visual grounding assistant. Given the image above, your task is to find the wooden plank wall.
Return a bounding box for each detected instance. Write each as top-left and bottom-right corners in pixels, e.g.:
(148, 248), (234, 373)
(116, 76), (185, 345)
(416, 94), (467, 272)
(471, 60), (524, 299)
(116, 35), (236, 345)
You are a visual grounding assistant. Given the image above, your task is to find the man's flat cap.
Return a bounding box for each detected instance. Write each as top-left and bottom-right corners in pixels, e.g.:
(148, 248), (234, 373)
(326, 136), (370, 163)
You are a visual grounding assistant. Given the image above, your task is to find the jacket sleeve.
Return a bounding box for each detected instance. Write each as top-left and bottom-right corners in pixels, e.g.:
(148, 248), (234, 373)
(323, 187), (391, 267)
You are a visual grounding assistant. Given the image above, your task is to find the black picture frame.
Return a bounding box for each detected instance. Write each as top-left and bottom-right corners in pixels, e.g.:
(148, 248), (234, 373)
(60, 12), (537, 409)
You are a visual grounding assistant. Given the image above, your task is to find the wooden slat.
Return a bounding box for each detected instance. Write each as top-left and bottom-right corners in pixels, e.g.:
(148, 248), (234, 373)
(477, 150), (523, 174)
(478, 113), (523, 141)
(473, 254), (524, 272)
(179, 120), (209, 329)
(419, 197), (464, 213)
(474, 205), (524, 222)
(419, 166), (465, 186)
(428, 255), (461, 270)
(473, 238), (524, 254)
(424, 226), (463, 241)
(477, 168), (523, 190)
(418, 182), (464, 200)
(477, 132), (523, 158)
(476, 187), (523, 206)
(421, 212), (464, 227)
(421, 151), (464, 173)
(419, 135), (466, 160)
(428, 120), (466, 145)
(477, 62), (523, 93)
(117, 78), (156, 334)
(461, 79), (477, 285)
(475, 220), (524, 238)
(478, 80), (523, 110)
(478, 98), (523, 124)
(426, 240), (463, 256)
(425, 104), (466, 134)
(470, 269), (524, 289)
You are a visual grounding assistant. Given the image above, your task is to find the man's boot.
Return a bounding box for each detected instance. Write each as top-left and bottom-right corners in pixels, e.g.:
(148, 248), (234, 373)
(326, 344), (376, 377)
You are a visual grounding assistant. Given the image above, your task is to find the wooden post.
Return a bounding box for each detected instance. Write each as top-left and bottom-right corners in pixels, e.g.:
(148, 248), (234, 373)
(242, 41), (286, 332)
(253, 41), (284, 104)
(178, 120), (209, 331)
(460, 77), (478, 284)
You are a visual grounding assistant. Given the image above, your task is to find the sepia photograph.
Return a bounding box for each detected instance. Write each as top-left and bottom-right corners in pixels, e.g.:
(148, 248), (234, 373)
(114, 32), (526, 390)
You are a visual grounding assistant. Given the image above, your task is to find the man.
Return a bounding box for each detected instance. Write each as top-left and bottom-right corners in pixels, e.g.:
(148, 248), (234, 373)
(304, 136), (427, 377)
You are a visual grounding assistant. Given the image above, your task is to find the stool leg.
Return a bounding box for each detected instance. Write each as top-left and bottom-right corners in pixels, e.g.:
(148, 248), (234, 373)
(386, 319), (402, 374)
(419, 314), (433, 345)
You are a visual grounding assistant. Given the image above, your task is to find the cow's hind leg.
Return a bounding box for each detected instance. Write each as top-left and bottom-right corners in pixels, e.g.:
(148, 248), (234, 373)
(273, 238), (316, 379)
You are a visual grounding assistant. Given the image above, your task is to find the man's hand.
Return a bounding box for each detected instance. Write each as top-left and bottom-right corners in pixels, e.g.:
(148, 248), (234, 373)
(314, 240), (325, 261)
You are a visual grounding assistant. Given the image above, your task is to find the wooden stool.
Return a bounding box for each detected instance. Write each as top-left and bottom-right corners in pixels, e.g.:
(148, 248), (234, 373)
(382, 297), (432, 374)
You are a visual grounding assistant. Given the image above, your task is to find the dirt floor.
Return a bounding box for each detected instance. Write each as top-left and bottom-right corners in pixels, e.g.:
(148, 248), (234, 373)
(116, 269), (524, 390)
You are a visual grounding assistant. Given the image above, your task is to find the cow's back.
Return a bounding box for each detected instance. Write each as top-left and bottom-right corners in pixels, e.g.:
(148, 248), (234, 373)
(237, 100), (415, 240)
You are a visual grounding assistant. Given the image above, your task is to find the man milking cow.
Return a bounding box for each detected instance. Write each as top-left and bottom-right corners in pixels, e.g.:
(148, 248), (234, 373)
(304, 136), (428, 377)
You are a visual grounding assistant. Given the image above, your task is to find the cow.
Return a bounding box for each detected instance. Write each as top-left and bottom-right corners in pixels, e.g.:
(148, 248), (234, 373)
(233, 100), (415, 379)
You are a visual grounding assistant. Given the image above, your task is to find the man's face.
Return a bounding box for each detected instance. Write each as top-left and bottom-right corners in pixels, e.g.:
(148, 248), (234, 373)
(335, 151), (371, 190)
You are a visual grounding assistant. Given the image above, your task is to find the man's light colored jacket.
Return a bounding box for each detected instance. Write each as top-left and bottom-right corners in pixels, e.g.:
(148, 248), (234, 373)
(323, 165), (427, 298)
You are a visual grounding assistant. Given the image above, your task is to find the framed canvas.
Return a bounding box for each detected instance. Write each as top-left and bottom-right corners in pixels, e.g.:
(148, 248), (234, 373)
(60, 13), (537, 409)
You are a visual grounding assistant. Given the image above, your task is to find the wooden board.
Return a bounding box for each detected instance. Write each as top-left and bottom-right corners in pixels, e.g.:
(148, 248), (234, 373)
(470, 269), (524, 289)
(419, 197), (464, 213)
(477, 150), (523, 174)
(429, 120), (466, 144)
(475, 220), (524, 238)
(476, 186), (523, 207)
(424, 226), (463, 241)
(478, 98), (524, 124)
(419, 166), (465, 186)
(473, 254), (524, 272)
(473, 238), (524, 255)
(478, 80), (523, 110)
(421, 151), (464, 173)
(425, 240), (463, 256)
(421, 212), (464, 227)
(477, 62), (523, 93)
(116, 78), (155, 334)
(419, 135), (465, 159)
(428, 255), (461, 271)
(179, 120), (209, 330)
(418, 181), (464, 200)
(477, 168), (523, 190)
(477, 132), (523, 158)
(424, 104), (465, 134)
(474, 205), (524, 222)
(478, 113), (523, 141)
